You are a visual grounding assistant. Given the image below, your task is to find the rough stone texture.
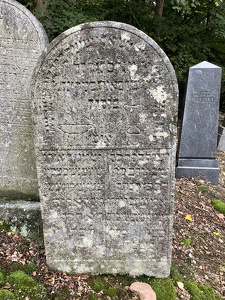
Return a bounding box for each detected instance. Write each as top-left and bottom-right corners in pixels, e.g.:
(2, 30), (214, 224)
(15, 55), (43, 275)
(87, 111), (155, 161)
(217, 125), (225, 150)
(176, 61), (222, 185)
(0, 0), (48, 200)
(130, 282), (157, 300)
(0, 200), (43, 243)
(32, 21), (178, 277)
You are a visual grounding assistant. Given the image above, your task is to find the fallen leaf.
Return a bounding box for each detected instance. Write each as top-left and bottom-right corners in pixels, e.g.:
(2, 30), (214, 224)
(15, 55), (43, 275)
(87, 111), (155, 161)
(177, 282), (184, 290)
(216, 213), (224, 220)
(179, 190), (186, 194)
(213, 232), (221, 236)
(48, 277), (55, 285)
(185, 214), (193, 221)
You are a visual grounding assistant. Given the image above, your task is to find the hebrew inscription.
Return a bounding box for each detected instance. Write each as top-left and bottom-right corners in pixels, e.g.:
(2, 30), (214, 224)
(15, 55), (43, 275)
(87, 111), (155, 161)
(33, 22), (178, 277)
(0, 0), (48, 199)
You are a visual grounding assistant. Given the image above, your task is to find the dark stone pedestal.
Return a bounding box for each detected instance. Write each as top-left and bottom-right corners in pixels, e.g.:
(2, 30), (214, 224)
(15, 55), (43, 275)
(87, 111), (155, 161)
(176, 158), (219, 185)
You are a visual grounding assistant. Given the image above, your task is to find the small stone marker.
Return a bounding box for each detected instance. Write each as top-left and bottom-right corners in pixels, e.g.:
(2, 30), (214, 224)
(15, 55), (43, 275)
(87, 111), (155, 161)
(32, 21), (178, 277)
(176, 61), (222, 185)
(217, 125), (225, 151)
(0, 0), (48, 199)
(130, 282), (156, 300)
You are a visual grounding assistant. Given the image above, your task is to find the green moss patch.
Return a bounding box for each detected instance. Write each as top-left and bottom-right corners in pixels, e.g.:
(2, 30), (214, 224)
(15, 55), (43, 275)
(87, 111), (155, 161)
(211, 199), (225, 215)
(149, 278), (177, 300)
(0, 220), (11, 232)
(7, 271), (49, 300)
(197, 185), (209, 192)
(184, 280), (222, 300)
(0, 290), (15, 299)
(88, 277), (109, 293)
(11, 262), (38, 274)
(0, 271), (6, 287)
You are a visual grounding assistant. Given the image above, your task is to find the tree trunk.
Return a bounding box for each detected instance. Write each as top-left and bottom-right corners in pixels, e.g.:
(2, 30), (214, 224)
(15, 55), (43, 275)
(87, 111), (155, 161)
(155, 0), (164, 18)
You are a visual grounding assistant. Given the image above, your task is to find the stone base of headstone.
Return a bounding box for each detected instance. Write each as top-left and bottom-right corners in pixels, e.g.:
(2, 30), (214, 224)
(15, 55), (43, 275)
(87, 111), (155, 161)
(217, 125), (225, 150)
(176, 158), (219, 185)
(0, 200), (43, 243)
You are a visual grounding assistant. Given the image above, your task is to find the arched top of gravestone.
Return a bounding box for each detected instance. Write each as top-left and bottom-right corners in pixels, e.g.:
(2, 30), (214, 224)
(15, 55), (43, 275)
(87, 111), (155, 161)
(33, 21), (178, 151)
(0, 0), (48, 45)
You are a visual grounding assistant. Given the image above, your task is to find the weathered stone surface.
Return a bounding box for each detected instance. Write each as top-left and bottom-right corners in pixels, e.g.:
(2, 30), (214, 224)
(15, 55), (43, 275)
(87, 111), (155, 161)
(32, 21), (178, 276)
(0, 200), (43, 243)
(130, 282), (156, 300)
(176, 61), (222, 185)
(0, 0), (48, 200)
(217, 125), (225, 150)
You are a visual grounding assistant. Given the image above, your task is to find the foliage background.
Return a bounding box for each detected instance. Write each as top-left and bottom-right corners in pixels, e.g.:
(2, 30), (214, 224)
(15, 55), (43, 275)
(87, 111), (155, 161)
(18, 0), (225, 110)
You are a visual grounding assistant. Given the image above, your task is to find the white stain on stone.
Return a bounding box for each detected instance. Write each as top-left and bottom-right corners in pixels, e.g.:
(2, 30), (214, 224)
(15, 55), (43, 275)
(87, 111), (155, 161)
(134, 42), (146, 51)
(119, 200), (126, 208)
(151, 85), (168, 103)
(139, 113), (147, 123)
(51, 210), (58, 219)
(160, 149), (167, 154)
(83, 235), (93, 248)
(130, 183), (139, 192)
(128, 64), (140, 81)
(155, 131), (169, 138)
(121, 32), (130, 41)
(20, 225), (28, 237)
(138, 159), (148, 166)
(149, 135), (154, 142)
(96, 140), (106, 148)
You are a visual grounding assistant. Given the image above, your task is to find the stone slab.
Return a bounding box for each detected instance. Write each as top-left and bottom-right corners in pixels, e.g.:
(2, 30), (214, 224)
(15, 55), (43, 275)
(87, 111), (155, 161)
(0, 200), (43, 243)
(176, 61), (222, 184)
(0, 0), (48, 200)
(32, 21), (178, 277)
(217, 125), (225, 150)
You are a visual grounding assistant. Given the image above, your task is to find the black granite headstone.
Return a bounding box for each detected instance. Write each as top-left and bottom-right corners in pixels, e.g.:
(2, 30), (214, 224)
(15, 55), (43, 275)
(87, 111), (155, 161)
(176, 61), (222, 185)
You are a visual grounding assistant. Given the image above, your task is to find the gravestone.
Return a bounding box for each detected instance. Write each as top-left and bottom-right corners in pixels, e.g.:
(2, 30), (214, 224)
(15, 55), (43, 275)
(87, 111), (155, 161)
(176, 61), (222, 185)
(32, 21), (178, 277)
(0, 0), (48, 200)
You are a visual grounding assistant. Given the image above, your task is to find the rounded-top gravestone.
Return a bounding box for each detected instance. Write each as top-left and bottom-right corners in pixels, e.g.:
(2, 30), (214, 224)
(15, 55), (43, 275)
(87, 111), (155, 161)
(32, 21), (178, 277)
(0, 0), (48, 200)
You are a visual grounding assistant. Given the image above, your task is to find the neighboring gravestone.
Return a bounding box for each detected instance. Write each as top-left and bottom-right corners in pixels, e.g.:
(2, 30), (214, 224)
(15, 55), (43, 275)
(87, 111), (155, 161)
(217, 117), (225, 150)
(176, 61), (222, 185)
(0, 0), (48, 200)
(32, 21), (178, 277)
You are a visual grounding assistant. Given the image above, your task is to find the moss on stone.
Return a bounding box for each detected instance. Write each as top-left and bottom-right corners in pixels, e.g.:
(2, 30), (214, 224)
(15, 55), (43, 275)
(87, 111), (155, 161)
(0, 289), (16, 299)
(184, 280), (222, 299)
(211, 199), (225, 215)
